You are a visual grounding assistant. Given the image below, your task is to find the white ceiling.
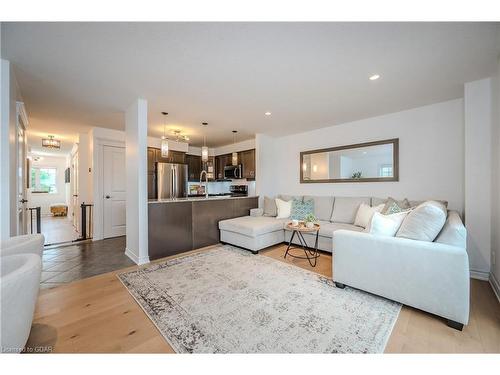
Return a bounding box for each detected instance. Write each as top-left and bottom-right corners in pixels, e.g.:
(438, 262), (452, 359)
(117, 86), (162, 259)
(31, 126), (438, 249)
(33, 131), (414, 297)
(2, 22), (499, 147)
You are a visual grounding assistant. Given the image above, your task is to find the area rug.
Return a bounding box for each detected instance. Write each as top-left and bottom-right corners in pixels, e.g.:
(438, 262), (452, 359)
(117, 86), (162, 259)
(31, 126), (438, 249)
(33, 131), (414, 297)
(118, 245), (401, 353)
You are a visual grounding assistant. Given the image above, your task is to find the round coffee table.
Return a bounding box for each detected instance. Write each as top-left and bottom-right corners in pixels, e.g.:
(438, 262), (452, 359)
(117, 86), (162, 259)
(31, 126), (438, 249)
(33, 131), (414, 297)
(284, 222), (320, 267)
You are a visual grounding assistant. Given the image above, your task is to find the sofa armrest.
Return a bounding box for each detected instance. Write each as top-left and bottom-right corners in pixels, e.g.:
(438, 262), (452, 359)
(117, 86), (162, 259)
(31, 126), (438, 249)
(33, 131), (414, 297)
(333, 230), (470, 324)
(250, 208), (264, 217)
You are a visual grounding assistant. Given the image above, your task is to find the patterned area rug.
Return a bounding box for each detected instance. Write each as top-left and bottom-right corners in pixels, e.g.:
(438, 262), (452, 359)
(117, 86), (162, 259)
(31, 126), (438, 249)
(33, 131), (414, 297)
(118, 245), (401, 353)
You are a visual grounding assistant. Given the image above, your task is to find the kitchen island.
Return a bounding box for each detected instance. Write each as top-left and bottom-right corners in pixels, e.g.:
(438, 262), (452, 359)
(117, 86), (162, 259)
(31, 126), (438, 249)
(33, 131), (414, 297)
(148, 196), (258, 260)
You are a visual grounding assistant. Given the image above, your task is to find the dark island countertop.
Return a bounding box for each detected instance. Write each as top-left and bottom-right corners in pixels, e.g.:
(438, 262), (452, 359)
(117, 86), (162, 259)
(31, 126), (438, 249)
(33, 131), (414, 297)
(148, 196), (258, 260)
(148, 195), (258, 204)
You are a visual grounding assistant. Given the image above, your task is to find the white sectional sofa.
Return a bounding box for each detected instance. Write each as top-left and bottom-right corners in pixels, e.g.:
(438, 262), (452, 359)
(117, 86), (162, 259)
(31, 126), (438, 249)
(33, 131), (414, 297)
(218, 195), (469, 330)
(0, 234), (44, 353)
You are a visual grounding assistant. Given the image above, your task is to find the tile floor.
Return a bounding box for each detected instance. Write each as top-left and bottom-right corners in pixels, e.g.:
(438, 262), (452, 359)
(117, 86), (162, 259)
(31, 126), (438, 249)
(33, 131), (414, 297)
(41, 236), (134, 289)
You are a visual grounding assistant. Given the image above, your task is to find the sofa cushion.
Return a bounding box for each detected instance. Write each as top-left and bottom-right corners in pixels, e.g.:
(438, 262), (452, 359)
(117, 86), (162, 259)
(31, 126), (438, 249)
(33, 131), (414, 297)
(290, 198), (314, 220)
(285, 220), (363, 238)
(304, 196), (334, 222)
(396, 200), (447, 242)
(371, 197), (387, 207)
(435, 210), (466, 248)
(263, 196), (277, 217)
(330, 197), (371, 224)
(278, 194), (301, 202)
(354, 203), (384, 228)
(219, 216), (288, 237)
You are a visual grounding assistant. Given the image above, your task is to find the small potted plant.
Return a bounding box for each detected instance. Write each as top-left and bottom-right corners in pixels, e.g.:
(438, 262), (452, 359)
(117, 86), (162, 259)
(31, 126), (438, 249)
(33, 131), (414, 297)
(303, 213), (317, 228)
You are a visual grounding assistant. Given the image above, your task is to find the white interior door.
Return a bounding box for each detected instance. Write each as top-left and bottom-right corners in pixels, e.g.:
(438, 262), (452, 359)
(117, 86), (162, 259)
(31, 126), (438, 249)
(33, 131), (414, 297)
(103, 145), (126, 238)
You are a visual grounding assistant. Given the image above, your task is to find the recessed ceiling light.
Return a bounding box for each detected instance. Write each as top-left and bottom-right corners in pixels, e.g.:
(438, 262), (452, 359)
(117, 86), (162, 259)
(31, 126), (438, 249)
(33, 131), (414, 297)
(369, 74), (380, 81)
(265, 112), (272, 116)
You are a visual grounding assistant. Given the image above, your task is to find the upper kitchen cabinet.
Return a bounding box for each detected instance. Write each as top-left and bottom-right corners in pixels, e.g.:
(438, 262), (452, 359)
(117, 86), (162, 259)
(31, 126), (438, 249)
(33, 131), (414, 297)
(186, 154), (202, 182)
(215, 149), (256, 180)
(240, 149), (256, 180)
(215, 153), (232, 180)
(154, 148), (185, 164)
(147, 147), (156, 173)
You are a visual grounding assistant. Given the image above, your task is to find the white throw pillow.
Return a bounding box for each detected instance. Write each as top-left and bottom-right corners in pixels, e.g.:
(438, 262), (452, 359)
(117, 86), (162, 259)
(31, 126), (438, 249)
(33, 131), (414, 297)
(354, 203), (384, 228)
(368, 211), (409, 237)
(275, 198), (292, 219)
(396, 200), (447, 242)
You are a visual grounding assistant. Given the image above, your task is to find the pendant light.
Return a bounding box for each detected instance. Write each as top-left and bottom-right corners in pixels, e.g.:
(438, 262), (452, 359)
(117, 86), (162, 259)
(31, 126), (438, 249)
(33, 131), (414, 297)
(161, 112), (169, 158)
(231, 130), (238, 166)
(201, 122), (209, 162)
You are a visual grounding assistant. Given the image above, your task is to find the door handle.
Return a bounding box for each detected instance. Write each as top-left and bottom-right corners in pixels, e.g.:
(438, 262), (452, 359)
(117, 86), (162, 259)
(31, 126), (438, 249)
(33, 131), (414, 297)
(20, 199), (28, 203)
(105, 195), (111, 199)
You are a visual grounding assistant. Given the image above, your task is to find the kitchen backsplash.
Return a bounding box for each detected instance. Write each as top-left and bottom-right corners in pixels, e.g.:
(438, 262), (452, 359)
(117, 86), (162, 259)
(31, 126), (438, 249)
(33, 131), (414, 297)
(187, 180), (256, 195)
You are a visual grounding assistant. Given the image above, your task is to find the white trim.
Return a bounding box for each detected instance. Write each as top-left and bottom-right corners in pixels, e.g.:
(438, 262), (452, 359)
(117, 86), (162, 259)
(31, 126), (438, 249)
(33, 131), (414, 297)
(470, 269), (490, 280)
(489, 272), (500, 303)
(125, 247), (150, 265)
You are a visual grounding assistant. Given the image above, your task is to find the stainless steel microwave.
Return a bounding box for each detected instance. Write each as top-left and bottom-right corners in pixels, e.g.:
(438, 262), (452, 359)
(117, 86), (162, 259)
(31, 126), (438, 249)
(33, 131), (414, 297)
(224, 164), (242, 179)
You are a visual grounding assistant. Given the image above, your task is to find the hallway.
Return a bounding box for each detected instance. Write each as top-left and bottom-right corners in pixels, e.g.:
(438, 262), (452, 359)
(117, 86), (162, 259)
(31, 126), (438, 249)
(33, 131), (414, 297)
(41, 215), (78, 245)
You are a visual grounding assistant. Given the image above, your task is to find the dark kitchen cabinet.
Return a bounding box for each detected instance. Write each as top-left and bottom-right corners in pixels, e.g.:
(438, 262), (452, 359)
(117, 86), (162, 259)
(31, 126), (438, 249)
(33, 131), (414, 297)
(147, 147), (157, 199)
(147, 148), (156, 173)
(215, 153), (232, 180)
(239, 149), (256, 180)
(147, 147), (187, 198)
(155, 148), (185, 164)
(186, 154), (202, 182)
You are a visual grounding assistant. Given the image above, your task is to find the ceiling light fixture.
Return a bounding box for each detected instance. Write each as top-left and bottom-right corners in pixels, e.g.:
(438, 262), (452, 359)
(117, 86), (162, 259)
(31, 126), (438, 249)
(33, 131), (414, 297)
(265, 111), (272, 116)
(172, 130), (190, 142)
(231, 130), (238, 166)
(161, 112), (169, 158)
(201, 122), (209, 162)
(42, 135), (61, 149)
(369, 74), (380, 81)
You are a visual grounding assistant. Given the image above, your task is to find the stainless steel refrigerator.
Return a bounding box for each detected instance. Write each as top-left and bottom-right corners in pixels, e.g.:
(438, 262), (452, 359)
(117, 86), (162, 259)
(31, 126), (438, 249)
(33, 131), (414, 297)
(157, 162), (188, 199)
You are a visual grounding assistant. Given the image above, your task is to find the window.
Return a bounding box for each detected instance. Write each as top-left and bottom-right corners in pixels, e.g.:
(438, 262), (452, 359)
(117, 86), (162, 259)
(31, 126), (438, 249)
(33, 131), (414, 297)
(379, 164), (393, 178)
(31, 167), (58, 193)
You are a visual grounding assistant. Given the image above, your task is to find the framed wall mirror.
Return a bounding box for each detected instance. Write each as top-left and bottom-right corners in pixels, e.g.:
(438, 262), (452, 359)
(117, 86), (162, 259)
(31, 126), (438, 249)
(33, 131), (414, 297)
(300, 138), (399, 183)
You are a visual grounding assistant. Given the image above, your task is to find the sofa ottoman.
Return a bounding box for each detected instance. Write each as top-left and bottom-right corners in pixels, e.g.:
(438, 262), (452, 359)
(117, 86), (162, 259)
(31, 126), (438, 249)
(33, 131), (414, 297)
(219, 215), (288, 253)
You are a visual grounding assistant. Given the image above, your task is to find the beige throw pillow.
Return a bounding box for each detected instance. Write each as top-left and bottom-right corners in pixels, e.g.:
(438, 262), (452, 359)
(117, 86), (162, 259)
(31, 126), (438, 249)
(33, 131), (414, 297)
(263, 196), (277, 217)
(354, 203), (384, 228)
(396, 200), (447, 242)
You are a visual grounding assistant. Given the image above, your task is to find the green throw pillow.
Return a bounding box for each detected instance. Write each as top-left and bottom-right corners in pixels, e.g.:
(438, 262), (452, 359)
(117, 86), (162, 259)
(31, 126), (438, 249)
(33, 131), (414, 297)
(290, 199), (314, 220)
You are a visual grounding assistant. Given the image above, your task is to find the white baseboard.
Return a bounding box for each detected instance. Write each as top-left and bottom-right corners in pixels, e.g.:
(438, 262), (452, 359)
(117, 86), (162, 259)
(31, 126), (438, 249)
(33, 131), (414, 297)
(490, 272), (500, 303)
(125, 247), (150, 265)
(470, 269), (490, 281)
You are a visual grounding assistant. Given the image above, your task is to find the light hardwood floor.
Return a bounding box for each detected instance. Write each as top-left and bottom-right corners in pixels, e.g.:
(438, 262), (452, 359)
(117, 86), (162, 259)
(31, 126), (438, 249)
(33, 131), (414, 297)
(26, 244), (500, 353)
(41, 216), (78, 245)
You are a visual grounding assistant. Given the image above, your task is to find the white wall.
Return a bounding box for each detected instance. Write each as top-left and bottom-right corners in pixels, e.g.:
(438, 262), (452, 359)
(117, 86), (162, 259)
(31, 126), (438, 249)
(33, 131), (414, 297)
(27, 155), (69, 215)
(464, 78), (493, 278)
(255, 133), (278, 204)
(214, 139), (256, 156)
(259, 99), (465, 213)
(0, 58), (24, 239)
(0, 59), (11, 240)
(491, 59), (500, 294)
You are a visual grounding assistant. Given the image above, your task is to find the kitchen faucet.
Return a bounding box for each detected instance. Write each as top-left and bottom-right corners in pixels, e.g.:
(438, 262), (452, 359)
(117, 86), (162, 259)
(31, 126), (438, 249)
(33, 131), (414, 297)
(200, 170), (209, 198)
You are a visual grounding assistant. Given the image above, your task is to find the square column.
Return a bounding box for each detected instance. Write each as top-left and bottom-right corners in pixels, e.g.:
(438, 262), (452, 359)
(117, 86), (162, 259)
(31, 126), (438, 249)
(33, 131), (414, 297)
(124, 98), (149, 264)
